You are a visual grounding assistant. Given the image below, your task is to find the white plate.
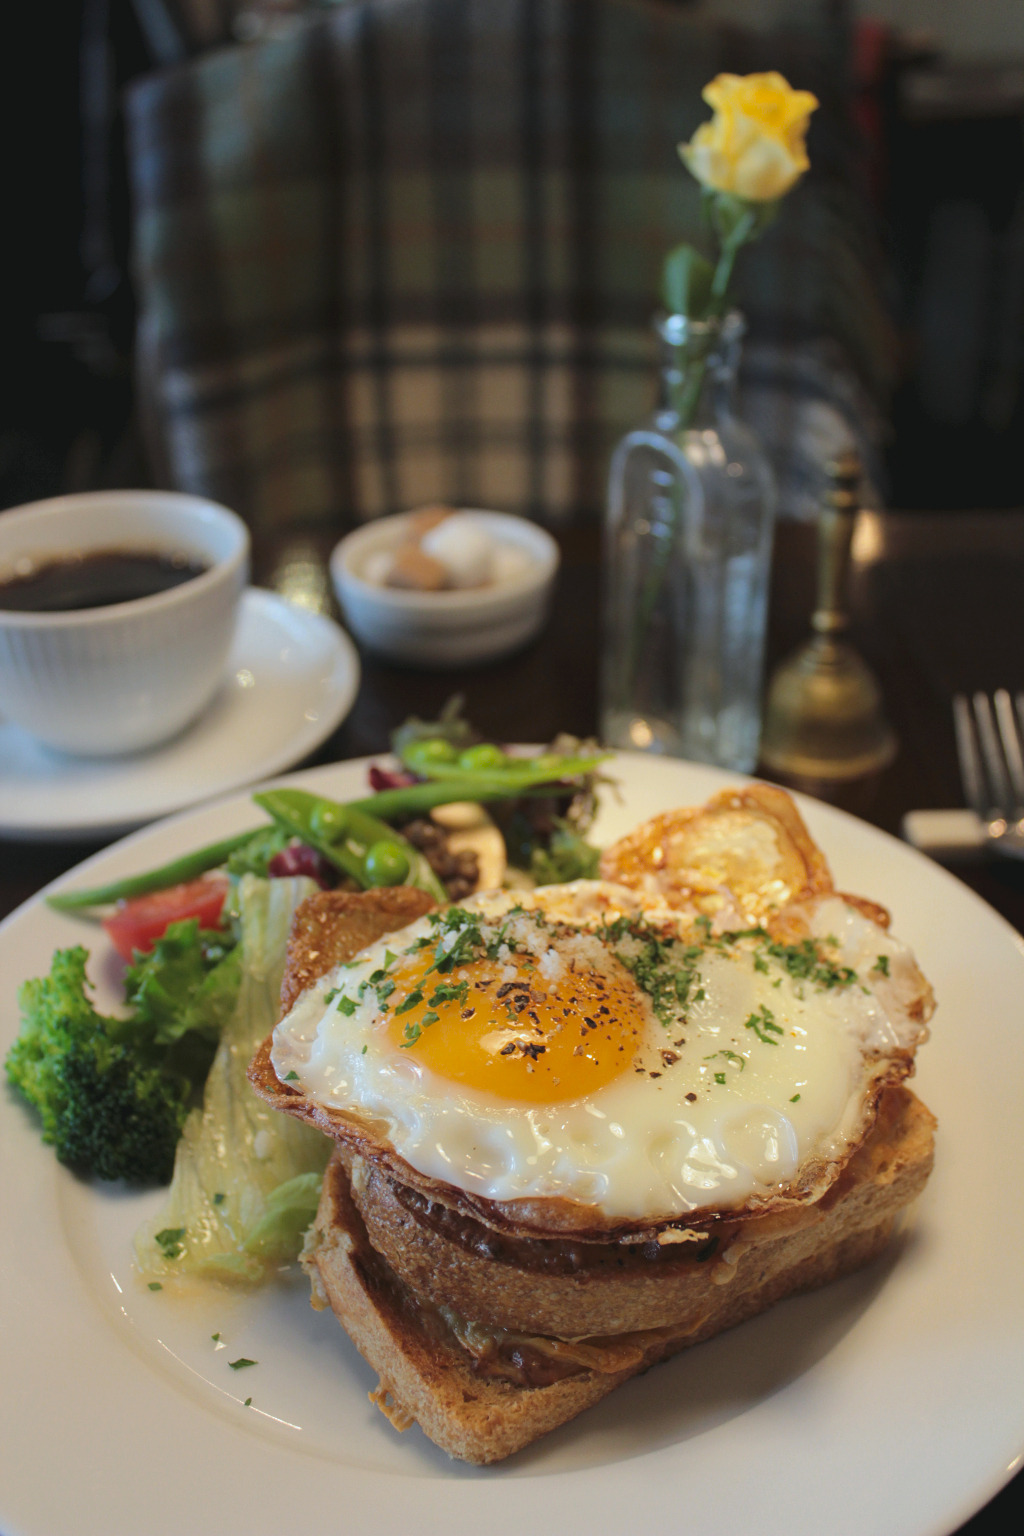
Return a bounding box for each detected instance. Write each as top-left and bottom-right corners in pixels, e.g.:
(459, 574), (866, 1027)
(0, 589), (360, 840)
(1, 754), (1022, 1536)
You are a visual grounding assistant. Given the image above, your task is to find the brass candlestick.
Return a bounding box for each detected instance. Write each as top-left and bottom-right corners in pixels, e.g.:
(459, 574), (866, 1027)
(760, 453), (896, 785)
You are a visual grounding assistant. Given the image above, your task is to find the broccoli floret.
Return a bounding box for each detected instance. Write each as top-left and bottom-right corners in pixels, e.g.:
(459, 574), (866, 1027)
(6, 934), (237, 1186)
(42, 1033), (190, 1184)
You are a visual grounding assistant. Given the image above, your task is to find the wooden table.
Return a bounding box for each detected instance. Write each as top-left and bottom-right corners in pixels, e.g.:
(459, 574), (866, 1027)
(2, 508), (1023, 1531)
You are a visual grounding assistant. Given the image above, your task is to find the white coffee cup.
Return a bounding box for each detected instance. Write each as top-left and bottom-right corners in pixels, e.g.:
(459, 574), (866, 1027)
(0, 491), (249, 755)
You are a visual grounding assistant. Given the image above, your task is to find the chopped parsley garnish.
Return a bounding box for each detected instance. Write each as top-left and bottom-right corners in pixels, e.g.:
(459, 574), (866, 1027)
(284, 1070), (299, 1081)
(155, 1227), (186, 1259)
(705, 1048), (745, 1070)
(757, 936), (857, 990)
(421, 907), (493, 975)
(744, 1004), (784, 1045)
(790, 1093), (802, 1102)
(148, 1282), (162, 1291)
(595, 913), (858, 1036)
(712, 924), (859, 993)
(429, 980), (469, 1007)
(229, 1358), (257, 1371)
(599, 916), (704, 1028)
(873, 954), (890, 976)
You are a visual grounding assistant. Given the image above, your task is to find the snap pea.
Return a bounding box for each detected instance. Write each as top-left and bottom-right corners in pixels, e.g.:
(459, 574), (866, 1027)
(401, 737), (460, 775)
(253, 789), (447, 902)
(309, 799), (347, 842)
(456, 742), (508, 771)
(392, 748), (607, 788)
(46, 831), (258, 911)
(327, 801), (448, 901)
(251, 789), (364, 885)
(363, 840), (411, 886)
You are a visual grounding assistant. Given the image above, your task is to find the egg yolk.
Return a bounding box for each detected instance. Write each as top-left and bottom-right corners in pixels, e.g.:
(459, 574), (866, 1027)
(383, 950), (644, 1104)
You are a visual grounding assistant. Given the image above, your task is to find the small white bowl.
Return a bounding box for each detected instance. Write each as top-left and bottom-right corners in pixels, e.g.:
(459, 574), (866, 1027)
(330, 510), (559, 667)
(0, 490), (249, 755)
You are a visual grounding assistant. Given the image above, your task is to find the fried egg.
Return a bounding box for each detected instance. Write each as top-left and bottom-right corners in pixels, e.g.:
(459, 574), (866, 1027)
(270, 880), (931, 1223)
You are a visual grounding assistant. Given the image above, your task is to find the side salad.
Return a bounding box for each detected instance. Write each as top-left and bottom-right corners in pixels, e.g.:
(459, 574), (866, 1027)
(5, 707), (610, 1279)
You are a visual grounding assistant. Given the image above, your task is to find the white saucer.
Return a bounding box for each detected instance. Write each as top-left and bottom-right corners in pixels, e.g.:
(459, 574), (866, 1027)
(0, 588), (360, 841)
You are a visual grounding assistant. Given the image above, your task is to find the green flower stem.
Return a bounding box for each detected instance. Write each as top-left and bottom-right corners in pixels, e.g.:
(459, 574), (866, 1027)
(625, 285), (724, 687)
(625, 198), (765, 696)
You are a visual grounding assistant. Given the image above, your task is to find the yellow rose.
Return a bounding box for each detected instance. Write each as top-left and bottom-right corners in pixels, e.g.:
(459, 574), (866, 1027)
(679, 72), (818, 202)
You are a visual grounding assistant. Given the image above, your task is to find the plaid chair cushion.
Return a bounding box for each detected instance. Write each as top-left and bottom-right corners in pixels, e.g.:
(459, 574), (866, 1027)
(127, 0), (894, 533)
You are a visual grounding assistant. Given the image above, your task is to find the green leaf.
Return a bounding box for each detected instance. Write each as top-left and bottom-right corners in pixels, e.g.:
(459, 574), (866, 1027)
(134, 875), (330, 1284)
(225, 825), (291, 880)
(124, 920), (240, 1049)
(240, 1172), (324, 1264)
(528, 820), (601, 886)
(661, 243), (715, 318)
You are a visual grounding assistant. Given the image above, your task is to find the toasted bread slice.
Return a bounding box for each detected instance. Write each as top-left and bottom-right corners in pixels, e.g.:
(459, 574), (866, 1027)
(250, 885), (436, 1105)
(343, 1083), (934, 1339)
(304, 1083), (934, 1463)
(277, 885), (436, 1016)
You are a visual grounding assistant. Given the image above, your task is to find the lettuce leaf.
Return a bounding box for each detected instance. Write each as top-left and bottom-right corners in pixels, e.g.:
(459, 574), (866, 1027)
(134, 873), (330, 1283)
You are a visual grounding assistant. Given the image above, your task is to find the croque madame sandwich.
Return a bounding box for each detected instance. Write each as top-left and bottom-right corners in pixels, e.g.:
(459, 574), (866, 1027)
(248, 784), (935, 1463)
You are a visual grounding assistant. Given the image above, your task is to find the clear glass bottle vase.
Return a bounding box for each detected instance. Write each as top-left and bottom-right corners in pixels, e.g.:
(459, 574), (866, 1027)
(601, 311), (777, 772)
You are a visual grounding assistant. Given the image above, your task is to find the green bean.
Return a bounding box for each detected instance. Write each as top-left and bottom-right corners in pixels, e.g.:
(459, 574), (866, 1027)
(45, 831), (257, 911)
(346, 772), (599, 822)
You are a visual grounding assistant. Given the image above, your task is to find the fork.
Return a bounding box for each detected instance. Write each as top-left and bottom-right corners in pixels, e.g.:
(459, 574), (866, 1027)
(953, 689), (1024, 859)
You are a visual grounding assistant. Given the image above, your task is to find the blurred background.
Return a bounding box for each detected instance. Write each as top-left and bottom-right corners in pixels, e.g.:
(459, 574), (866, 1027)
(3, 0), (1023, 521)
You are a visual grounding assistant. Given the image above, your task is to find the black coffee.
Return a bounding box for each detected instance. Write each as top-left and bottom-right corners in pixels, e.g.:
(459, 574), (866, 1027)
(0, 549), (209, 613)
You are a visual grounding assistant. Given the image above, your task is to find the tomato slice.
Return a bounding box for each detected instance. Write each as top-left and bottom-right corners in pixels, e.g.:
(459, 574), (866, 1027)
(103, 875), (230, 962)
